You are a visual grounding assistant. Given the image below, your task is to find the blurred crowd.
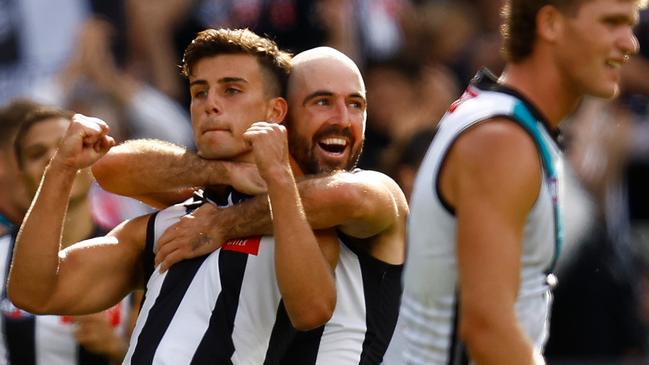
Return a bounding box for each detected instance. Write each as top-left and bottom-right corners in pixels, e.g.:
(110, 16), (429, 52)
(1, 0), (649, 363)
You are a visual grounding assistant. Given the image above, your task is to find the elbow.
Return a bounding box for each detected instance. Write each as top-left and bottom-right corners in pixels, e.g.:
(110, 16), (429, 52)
(287, 296), (336, 331)
(91, 158), (112, 188)
(91, 154), (121, 193)
(7, 283), (50, 315)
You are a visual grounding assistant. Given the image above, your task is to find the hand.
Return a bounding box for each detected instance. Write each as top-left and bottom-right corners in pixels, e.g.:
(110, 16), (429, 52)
(242, 122), (291, 182)
(52, 114), (115, 171)
(155, 204), (224, 272)
(73, 312), (126, 360)
(221, 161), (267, 195)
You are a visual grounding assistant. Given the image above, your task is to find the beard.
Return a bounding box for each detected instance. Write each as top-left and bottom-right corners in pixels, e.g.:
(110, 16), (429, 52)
(287, 124), (363, 175)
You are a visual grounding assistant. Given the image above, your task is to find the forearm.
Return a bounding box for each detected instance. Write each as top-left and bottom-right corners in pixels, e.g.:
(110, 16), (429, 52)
(462, 319), (542, 365)
(298, 171), (400, 237)
(268, 168), (335, 330)
(92, 140), (230, 205)
(214, 171), (399, 240)
(8, 160), (76, 311)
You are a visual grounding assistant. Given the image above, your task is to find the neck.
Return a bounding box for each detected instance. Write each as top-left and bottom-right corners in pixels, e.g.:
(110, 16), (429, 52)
(62, 195), (95, 249)
(500, 57), (582, 129)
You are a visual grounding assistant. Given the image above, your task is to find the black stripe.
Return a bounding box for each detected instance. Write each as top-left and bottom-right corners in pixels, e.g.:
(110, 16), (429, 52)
(2, 231), (36, 365)
(356, 242), (403, 365)
(448, 293), (469, 365)
(130, 254), (208, 363)
(190, 250), (248, 364)
(143, 212), (159, 286)
(276, 324), (324, 365)
(263, 301), (299, 365)
(4, 313), (36, 365)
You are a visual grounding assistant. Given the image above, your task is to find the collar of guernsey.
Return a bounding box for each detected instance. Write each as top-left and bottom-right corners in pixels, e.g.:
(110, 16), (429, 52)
(471, 68), (563, 276)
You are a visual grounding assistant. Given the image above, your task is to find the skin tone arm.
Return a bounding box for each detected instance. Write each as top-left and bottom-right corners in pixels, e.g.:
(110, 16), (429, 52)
(440, 119), (545, 365)
(242, 122), (336, 330)
(153, 168), (407, 271)
(92, 139), (266, 208)
(8, 115), (147, 315)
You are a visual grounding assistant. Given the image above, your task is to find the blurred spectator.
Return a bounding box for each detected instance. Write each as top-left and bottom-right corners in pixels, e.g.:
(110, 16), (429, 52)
(0, 0), (89, 104)
(358, 57), (421, 171)
(1, 105), (141, 364)
(31, 18), (193, 148)
(359, 58), (457, 172)
(0, 99), (39, 236)
(383, 128), (436, 202)
(546, 99), (649, 364)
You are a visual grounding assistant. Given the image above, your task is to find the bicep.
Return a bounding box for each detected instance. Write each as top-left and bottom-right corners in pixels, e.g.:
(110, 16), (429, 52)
(303, 171), (406, 238)
(51, 215), (149, 314)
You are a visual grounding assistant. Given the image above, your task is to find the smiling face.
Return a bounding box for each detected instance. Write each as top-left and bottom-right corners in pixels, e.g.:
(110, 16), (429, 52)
(286, 50), (367, 175)
(189, 54), (286, 161)
(555, 0), (640, 98)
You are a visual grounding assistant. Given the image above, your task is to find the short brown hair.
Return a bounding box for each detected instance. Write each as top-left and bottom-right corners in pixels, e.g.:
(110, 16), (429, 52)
(501, 0), (648, 62)
(14, 107), (74, 168)
(0, 99), (42, 150)
(181, 28), (292, 98)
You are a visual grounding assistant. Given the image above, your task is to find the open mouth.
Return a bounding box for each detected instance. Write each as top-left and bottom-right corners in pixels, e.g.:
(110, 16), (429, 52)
(318, 137), (348, 155)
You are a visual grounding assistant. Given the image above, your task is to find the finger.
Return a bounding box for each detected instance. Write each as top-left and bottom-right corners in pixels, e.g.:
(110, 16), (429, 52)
(159, 249), (189, 273)
(154, 237), (182, 268)
(98, 135), (116, 153)
(73, 114), (104, 134)
(74, 115), (112, 140)
(193, 239), (222, 257)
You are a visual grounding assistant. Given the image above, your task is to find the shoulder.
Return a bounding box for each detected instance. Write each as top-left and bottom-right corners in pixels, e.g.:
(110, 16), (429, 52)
(443, 118), (542, 211)
(106, 214), (153, 253)
(451, 118), (541, 175)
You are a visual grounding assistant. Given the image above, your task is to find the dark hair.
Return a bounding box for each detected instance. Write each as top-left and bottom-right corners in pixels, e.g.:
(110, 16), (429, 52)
(181, 28), (292, 98)
(0, 99), (42, 149)
(501, 0), (647, 62)
(14, 107), (74, 168)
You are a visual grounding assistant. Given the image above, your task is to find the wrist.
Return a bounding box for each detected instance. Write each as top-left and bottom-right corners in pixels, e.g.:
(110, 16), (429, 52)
(262, 164), (294, 188)
(47, 157), (79, 178)
(203, 158), (229, 187)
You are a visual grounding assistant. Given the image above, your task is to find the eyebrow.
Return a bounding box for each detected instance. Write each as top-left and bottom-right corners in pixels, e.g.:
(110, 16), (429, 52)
(189, 77), (249, 87)
(302, 90), (366, 106)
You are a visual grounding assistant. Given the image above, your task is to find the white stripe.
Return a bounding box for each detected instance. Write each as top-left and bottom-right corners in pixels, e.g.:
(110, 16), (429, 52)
(316, 243), (366, 364)
(231, 236), (281, 364)
(153, 251), (222, 364)
(123, 266), (167, 364)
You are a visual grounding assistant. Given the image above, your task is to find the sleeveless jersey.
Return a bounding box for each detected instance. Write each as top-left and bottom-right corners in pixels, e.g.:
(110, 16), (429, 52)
(278, 236), (402, 364)
(125, 188), (404, 364)
(124, 190), (288, 364)
(0, 229), (134, 365)
(384, 69), (563, 364)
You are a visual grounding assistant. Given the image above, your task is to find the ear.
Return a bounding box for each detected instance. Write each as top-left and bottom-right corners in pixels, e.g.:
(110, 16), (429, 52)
(265, 97), (288, 124)
(536, 4), (564, 43)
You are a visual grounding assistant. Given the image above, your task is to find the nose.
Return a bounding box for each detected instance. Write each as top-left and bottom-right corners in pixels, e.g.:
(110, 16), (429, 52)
(330, 98), (351, 128)
(619, 26), (639, 57)
(206, 90), (222, 115)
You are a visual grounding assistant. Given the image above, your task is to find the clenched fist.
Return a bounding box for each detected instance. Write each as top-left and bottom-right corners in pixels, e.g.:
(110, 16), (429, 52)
(53, 114), (116, 170)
